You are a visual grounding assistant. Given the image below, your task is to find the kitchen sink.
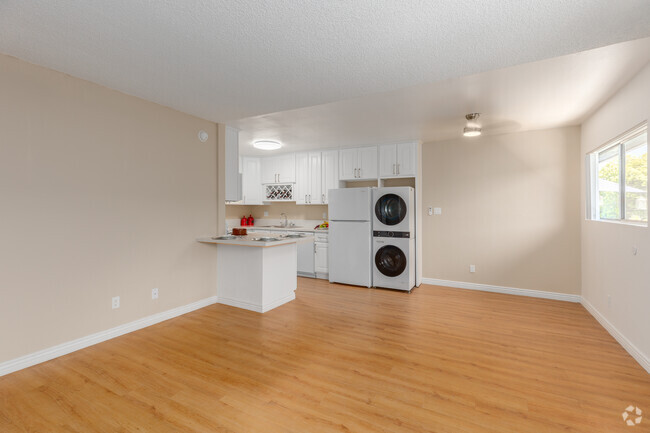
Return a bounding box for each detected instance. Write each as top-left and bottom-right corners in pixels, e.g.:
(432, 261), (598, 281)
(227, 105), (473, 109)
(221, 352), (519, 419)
(285, 233), (306, 238)
(212, 235), (236, 240)
(251, 237), (281, 242)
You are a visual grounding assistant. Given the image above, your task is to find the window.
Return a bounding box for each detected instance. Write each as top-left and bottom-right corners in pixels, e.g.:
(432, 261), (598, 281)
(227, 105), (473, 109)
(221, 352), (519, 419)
(587, 123), (647, 225)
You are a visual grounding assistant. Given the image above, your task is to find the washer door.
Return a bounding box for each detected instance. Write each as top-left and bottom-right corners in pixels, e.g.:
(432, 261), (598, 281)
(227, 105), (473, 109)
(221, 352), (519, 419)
(375, 194), (407, 226)
(375, 245), (407, 277)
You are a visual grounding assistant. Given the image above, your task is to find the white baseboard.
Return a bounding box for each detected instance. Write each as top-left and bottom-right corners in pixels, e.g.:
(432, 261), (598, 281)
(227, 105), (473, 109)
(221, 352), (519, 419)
(421, 278), (581, 302)
(580, 297), (650, 374)
(0, 295), (219, 377)
(218, 292), (295, 313)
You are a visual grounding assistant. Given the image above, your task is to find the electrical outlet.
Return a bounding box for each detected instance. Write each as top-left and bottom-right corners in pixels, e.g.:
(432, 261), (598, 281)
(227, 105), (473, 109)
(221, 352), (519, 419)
(434, 207), (442, 215)
(469, 265), (476, 273)
(427, 207), (433, 216)
(112, 296), (120, 309)
(152, 288), (159, 300)
(632, 246), (638, 256)
(263, 211), (269, 217)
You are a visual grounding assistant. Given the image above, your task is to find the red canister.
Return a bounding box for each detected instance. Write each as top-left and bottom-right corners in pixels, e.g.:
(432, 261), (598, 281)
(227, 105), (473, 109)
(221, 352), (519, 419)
(247, 214), (254, 226)
(240, 216), (248, 226)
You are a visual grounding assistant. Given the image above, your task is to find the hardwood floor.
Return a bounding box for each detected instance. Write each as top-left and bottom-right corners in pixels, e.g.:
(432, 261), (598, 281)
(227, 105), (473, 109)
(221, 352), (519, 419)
(1, 278), (649, 432)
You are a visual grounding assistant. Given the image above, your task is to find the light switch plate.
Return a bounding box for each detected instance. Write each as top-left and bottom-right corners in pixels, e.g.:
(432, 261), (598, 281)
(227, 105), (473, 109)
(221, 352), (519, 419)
(434, 207), (442, 215)
(427, 207), (433, 216)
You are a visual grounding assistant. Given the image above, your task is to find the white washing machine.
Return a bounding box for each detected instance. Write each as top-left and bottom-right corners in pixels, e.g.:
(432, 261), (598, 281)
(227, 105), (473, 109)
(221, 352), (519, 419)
(372, 232), (415, 291)
(372, 187), (414, 233)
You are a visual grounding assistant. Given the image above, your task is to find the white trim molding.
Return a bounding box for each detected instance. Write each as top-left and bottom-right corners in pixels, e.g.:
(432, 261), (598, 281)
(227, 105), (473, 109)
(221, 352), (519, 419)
(421, 278), (581, 302)
(0, 296), (219, 377)
(580, 297), (650, 374)
(218, 292), (295, 313)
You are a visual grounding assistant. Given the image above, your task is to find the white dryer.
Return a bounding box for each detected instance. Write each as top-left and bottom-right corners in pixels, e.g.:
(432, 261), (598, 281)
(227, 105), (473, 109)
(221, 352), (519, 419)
(372, 232), (415, 291)
(372, 187), (414, 233)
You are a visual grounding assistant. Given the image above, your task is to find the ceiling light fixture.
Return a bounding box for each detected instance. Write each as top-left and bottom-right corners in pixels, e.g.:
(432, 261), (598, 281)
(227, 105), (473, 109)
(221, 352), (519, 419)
(463, 113), (482, 137)
(253, 140), (282, 150)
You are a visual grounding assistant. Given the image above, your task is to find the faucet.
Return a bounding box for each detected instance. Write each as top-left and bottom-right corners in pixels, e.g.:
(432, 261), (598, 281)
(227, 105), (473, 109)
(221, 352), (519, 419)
(281, 213), (288, 228)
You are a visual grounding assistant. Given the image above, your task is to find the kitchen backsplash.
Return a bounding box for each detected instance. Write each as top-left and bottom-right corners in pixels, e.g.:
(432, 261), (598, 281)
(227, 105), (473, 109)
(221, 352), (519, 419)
(226, 202), (328, 221)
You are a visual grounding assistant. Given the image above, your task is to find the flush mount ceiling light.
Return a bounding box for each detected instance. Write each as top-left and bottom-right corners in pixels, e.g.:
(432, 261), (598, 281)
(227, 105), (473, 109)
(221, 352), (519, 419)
(463, 113), (482, 137)
(253, 140), (282, 150)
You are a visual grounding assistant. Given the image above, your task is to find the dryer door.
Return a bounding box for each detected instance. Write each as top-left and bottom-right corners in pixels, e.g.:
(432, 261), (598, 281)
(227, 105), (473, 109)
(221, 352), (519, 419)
(375, 245), (407, 277)
(374, 193), (407, 226)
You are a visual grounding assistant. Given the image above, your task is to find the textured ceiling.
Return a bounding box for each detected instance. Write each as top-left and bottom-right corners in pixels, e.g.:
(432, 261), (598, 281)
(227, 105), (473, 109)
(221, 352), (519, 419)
(235, 38), (650, 155)
(1, 0), (650, 124)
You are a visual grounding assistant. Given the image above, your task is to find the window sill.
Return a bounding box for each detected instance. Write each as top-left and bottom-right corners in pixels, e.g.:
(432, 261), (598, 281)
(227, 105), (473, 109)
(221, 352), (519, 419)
(586, 218), (648, 228)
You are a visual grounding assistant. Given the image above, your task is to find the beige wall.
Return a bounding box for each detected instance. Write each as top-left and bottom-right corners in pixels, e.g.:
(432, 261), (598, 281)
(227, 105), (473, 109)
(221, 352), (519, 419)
(581, 64), (650, 361)
(422, 127), (581, 294)
(227, 202), (328, 221)
(0, 54), (219, 363)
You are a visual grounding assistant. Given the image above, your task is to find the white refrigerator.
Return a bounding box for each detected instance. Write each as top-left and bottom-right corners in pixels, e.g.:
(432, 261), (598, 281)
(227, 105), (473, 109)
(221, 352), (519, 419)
(328, 187), (372, 287)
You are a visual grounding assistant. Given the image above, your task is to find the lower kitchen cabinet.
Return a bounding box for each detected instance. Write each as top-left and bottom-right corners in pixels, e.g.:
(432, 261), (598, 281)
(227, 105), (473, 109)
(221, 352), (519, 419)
(314, 232), (329, 278)
(240, 228), (328, 279)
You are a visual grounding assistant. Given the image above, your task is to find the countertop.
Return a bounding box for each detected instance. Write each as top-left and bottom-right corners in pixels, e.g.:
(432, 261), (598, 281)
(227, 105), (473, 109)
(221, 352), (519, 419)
(197, 233), (314, 248)
(233, 226), (328, 233)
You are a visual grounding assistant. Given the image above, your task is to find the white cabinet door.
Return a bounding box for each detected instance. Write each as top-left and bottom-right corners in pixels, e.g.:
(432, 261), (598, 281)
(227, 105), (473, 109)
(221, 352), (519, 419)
(260, 157), (277, 184)
(396, 142), (417, 176)
(241, 157), (262, 204)
(378, 144), (397, 178)
(278, 154), (296, 183)
(294, 152), (309, 204)
(358, 146), (378, 180)
(225, 126), (242, 201)
(339, 148), (358, 180)
(308, 152), (322, 204)
(321, 150), (338, 204)
(315, 242), (328, 274)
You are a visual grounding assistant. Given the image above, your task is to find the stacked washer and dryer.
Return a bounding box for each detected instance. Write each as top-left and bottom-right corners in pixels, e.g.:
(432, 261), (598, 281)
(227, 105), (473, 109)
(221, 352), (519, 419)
(328, 186), (415, 292)
(372, 187), (415, 291)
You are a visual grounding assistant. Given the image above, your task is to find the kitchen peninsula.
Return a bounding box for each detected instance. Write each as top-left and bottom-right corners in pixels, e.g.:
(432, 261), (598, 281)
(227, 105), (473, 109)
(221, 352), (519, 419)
(197, 233), (313, 313)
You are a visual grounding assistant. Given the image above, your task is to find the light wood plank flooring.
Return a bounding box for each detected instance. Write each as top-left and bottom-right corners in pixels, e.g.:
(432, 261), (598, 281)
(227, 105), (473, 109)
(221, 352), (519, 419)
(1, 278), (649, 432)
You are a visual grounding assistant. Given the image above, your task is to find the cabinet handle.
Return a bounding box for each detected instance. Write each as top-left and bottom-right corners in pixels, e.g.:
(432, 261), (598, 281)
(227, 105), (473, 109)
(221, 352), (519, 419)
(322, 193), (325, 203)
(353, 168), (357, 178)
(305, 194), (307, 203)
(393, 163), (395, 175)
(397, 163), (400, 175)
(359, 168), (362, 178)
(309, 194), (311, 203)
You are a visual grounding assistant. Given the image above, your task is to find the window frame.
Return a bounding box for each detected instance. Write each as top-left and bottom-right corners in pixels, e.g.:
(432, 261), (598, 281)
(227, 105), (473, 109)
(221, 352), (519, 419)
(587, 121), (648, 226)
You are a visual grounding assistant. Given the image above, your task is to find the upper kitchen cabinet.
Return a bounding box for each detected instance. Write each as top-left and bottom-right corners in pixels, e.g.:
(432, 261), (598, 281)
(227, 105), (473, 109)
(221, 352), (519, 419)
(295, 151), (325, 204)
(241, 157), (263, 204)
(321, 149), (339, 204)
(225, 126), (242, 202)
(378, 142), (417, 178)
(295, 149), (339, 205)
(295, 152), (310, 204)
(261, 153), (296, 184)
(339, 146), (377, 181)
